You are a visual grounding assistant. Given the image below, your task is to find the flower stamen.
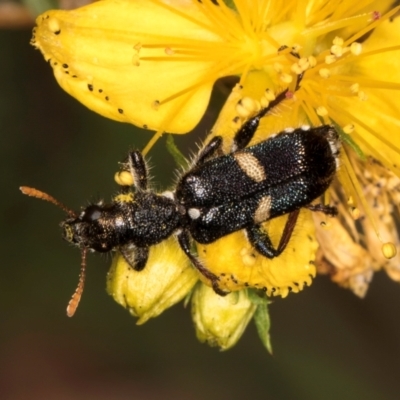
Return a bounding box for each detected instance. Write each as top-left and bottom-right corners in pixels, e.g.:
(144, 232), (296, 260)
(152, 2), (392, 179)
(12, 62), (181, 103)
(342, 148), (390, 253)
(344, 6), (400, 47)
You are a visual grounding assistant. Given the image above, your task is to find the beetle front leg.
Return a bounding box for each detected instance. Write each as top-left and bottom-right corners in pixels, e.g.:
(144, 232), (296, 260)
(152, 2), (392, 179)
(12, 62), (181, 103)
(232, 89), (290, 151)
(233, 49), (306, 151)
(246, 210), (300, 258)
(177, 230), (229, 296)
(128, 151), (149, 191)
(119, 243), (149, 271)
(195, 136), (224, 165)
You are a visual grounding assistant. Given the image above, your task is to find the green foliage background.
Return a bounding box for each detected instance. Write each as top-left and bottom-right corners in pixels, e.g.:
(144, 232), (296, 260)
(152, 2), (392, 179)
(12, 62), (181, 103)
(1, 26), (400, 400)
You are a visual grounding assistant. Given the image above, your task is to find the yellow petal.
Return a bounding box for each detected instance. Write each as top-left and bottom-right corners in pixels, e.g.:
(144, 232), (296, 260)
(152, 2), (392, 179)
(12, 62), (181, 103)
(32, 0), (221, 133)
(106, 236), (198, 324)
(197, 209), (318, 296)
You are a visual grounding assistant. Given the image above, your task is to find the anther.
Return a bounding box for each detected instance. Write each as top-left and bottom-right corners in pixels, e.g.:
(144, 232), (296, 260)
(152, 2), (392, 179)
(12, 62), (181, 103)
(316, 106), (328, 116)
(319, 68), (331, 78)
(325, 55), (337, 64)
(382, 242), (397, 259)
(350, 42), (362, 56)
(343, 124), (355, 134)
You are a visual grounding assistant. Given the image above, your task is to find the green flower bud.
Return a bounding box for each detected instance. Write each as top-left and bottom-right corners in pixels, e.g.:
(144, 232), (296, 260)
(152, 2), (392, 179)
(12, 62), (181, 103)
(191, 284), (257, 350)
(107, 237), (198, 324)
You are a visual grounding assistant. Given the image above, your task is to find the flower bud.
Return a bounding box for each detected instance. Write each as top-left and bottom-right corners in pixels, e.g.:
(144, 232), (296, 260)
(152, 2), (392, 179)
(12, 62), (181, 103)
(191, 284), (256, 350)
(107, 236), (198, 324)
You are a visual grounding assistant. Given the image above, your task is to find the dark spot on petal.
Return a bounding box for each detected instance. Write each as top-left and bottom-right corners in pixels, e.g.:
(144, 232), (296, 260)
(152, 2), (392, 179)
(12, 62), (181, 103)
(105, 96), (109, 101)
(88, 84), (93, 91)
(118, 108), (124, 114)
(54, 30), (61, 35)
(143, 124), (148, 129)
(62, 63), (68, 68)
(99, 89), (103, 93)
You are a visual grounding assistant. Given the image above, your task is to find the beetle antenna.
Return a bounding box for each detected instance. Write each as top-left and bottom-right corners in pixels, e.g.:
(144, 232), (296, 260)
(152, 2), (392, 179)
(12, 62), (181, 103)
(20, 186), (77, 218)
(66, 247), (87, 317)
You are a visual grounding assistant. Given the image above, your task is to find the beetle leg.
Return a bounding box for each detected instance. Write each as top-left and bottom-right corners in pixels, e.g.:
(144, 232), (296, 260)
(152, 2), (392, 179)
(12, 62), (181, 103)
(307, 203), (338, 217)
(177, 230), (229, 296)
(119, 243), (149, 271)
(278, 45), (303, 91)
(232, 89), (290, 151)
(195, 136), (224, 165)
(246, 210), (300, 258)
(233, 48), (306, 152)
(128, 151), (148, 191)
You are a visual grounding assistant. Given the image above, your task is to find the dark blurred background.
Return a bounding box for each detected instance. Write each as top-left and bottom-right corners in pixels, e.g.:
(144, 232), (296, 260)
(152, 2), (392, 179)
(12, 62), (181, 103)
(2, 14), (400, 400)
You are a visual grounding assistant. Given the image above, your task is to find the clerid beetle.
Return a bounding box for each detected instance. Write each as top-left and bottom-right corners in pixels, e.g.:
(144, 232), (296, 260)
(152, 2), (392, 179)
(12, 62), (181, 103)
(21, 95), (340, 316)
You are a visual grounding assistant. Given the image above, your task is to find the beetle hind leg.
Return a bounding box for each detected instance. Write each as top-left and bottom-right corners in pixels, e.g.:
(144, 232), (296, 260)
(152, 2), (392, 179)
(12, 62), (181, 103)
(247, 210), (300, 258)
(248, 202), (337, 259)
(177, 230), (229, 296)
(306, 203), (338, 216)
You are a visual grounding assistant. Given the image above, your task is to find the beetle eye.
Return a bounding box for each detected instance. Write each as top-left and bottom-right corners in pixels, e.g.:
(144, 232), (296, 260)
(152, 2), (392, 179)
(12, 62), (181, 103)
(82, 205), (102, 222)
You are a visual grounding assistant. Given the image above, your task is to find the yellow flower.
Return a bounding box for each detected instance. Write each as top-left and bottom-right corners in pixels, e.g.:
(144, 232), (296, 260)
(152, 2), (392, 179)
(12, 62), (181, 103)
(33, 0), (400, 347)
(32, 1), (399, 145)
(189, 0), (400, 298)
(31, 0), (229, 142)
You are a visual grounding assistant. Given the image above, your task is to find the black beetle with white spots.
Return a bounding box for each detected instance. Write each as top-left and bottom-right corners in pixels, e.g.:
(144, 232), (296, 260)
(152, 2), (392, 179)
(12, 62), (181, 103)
(21, 88), (340, 314)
